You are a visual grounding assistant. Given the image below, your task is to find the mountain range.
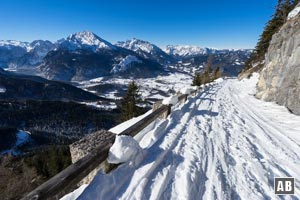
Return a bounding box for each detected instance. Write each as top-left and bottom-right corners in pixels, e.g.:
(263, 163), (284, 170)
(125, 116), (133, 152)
(0, 39), (55, 69)
(0, 31), (251, 82)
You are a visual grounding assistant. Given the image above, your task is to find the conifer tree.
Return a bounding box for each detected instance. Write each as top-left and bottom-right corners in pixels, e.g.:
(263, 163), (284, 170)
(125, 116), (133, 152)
(203, 69), (210, 83)
(192, 73), (202, 86)
(243, 0), (298, 72)
(205, 54), (214, 73)
(120, 81), (141, 121)
(214, 67), (222, 79)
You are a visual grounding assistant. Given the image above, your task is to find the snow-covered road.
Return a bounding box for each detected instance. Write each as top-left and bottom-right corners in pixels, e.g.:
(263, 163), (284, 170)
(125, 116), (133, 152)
(74, 75), (300, 200)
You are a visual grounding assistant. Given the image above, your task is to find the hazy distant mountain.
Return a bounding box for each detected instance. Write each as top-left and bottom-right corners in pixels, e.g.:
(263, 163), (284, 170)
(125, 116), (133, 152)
(17, 40), (56, 66)
(0, 40), (28, 68)
(163, 45), (216, 58)
(115, 38), (175, 65)
(163, 45), (252, 58)
(0, 40), (55, 68)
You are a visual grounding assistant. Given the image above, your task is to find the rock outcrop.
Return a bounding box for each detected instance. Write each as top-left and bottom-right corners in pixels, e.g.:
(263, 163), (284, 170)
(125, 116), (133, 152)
(256, 9), (300, 115)
(69, 130), (115, 184)
(70, 130), (114, 163)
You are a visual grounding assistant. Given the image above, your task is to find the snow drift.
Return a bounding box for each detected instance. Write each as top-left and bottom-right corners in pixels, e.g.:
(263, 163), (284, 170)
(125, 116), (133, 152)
(107, 135), (144, 166)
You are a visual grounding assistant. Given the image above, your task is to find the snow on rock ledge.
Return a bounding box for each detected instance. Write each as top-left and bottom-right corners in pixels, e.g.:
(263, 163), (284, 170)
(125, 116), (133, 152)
(162, 95), (178, 105)
(180, 87), (193, 95)
(288, 4), (300, 20)
(108, 135), (143, 166)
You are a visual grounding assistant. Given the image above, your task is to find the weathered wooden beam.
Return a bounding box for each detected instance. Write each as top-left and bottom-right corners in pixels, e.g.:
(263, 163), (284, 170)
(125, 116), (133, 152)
(22, 134), (115, 200)
(119, 104), (171, 137)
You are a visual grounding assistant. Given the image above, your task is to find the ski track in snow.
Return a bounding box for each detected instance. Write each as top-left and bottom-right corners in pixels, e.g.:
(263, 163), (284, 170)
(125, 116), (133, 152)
(78, 77), (300, 200)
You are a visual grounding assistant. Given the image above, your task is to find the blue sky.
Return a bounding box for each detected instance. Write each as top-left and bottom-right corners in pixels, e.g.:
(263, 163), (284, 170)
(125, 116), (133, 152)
(0, 0), (277, 49)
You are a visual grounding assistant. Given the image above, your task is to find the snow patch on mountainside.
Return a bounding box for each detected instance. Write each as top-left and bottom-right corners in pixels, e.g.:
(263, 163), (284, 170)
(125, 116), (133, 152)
(111, 55), (142, 73)
(1, 130), (31, 155)
(15, 131), (30, 146)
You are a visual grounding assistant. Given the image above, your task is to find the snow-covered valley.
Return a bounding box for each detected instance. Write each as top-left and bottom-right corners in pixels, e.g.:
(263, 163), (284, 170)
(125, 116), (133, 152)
(78, 72), (193, 102)
(63, 74), (300, 200)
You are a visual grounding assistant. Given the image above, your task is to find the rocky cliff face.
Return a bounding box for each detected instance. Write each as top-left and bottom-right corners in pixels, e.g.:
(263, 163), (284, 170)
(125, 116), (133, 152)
(256, 11), (300, 115)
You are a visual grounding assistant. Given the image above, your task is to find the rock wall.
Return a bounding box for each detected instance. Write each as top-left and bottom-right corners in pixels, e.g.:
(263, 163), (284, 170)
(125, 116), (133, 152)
(69, 130), (115, 185)
(256, 13), (300, 115)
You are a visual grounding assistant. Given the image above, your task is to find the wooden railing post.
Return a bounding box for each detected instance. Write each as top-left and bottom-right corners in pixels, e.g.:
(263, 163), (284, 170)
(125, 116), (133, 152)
(178, 94), (188, 104)
(161, 104), (171, 119)
(191, 90), (197, 96)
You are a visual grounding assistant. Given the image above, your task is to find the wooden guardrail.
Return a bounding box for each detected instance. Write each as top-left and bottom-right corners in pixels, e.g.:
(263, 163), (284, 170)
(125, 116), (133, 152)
(22, 92), (197, 200)
(23, 136), (115, 200)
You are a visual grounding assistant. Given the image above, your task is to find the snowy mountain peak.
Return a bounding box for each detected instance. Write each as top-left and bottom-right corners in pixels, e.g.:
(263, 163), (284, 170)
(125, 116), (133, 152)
(26, 40), (56, 60)
(61, 31), (116, 52)
(163, 45), (215, 57)
(116, 38), (159, 54)
(0, 39), (54, 53)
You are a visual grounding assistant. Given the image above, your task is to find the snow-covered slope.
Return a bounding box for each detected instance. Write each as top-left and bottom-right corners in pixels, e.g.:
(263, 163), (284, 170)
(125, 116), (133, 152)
(111, 55), (142, 73)
(67, 74), (300, 200)
(80, 72), (193, 101)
